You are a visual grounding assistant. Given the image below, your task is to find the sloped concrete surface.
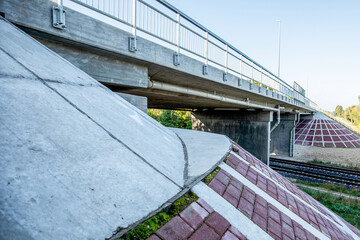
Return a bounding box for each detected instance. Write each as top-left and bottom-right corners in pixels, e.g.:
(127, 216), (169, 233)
(0, 18), (188, 240)
(171, 128), (231, 184)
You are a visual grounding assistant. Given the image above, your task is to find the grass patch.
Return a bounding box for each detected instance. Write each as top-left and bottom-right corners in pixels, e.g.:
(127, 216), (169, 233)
(308, 159), (360, 171)
(300, 187), (360, 229)
(119, 191), (198, 240)
(296, 180), (360, 197)
(203, 167), (220, 185)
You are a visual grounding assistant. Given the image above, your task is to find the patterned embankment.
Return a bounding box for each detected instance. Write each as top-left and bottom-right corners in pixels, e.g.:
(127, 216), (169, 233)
(146, 143), (360, 240)
(147, 198), (247, 240)
(295, 117), (360, 148)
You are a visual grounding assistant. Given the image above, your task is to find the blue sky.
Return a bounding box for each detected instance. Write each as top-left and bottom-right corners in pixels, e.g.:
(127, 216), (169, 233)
(166, 0), (360, 111)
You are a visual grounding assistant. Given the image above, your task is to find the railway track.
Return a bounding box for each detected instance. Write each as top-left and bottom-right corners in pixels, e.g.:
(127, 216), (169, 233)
(269, 157), (360, 189)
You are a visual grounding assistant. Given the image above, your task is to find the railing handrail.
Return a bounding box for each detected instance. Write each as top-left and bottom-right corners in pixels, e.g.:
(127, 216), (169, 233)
(155, 0), (294, 90)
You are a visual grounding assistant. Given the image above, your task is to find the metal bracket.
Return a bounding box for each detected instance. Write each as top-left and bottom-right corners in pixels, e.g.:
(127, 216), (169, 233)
(202, 65), (208, 75)
(52, 6), (66, 29)
(173, 52), (180, 66)
(223, 72), (227, 82)
(129, 36), (137, 52)
(238, 78), (242, 86)
(249, 83), (253, 90)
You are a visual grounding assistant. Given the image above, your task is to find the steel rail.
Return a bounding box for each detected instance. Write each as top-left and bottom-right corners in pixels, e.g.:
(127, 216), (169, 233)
(270, 165), (360, 188)
(270, 158), (360, 177)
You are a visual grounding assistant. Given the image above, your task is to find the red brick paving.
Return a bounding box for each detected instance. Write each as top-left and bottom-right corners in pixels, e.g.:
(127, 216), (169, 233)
(146, 143), (359, 240)
(228, 226), (247, 240)
(147, 234), (161, 240)
(188, 224), (219, 240)
(155, 216), (193, 240)
(208, 166), (357, 240)
(221, 231), (238, 240)
(179, 202), (209, 229)
(227, 148), (341, 224)
(197, 198), (214, 213)
(148, 198), (247, 240)
(205, 212), (230, 236)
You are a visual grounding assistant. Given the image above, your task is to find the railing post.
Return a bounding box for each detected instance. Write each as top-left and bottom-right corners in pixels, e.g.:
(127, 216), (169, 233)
(176, 13), (180, 54)
(223, 45), (228, 81)
(173, 12), (180, 65)
(238, 55), (243, 86)
(239, 55), (243, 77)
(129, 0), (137, 52)
(203, 31), (208, 75)
(251, 62), (254, 81)
(52, 0), (66, 29)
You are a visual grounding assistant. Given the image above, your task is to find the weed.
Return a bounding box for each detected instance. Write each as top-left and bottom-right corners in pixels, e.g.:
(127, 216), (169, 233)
(308, 160), (360, 171)
(119, 191), (198, 240)
(203, 167), (220, 185)
(300, 188), (360, 229)
(296, 180), (360, 197)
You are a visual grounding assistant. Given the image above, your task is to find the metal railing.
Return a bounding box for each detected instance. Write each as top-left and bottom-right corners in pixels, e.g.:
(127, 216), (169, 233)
(65, 0), (316, 109)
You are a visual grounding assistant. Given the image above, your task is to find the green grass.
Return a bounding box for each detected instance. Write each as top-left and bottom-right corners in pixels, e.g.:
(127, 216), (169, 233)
(203, 167), (220, 185)
(300, 187), (360, 229)
(296, 180), (360, 198)
(308, 159), (360, 171)
(119, 191), (198, 240)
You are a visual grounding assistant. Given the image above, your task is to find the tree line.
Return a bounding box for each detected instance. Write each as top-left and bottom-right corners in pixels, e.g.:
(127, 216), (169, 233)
(334, 96), (360, 126)
(147, 109), (192, 129)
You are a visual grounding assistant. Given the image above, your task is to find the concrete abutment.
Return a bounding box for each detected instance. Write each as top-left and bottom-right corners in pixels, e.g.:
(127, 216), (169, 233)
(191, 110), (273, 164)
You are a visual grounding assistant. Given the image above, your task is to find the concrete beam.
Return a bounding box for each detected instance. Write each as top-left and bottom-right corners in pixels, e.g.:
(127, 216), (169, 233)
(36, 38), (148, 88)
(116, 92), (148, 113)
(191, 109), (273, 164)
(270, 113), (297, 157)
(0, 0), (313, 112)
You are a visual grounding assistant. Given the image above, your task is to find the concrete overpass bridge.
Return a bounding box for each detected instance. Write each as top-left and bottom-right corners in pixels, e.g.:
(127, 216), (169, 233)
(0, 0), (319, 163)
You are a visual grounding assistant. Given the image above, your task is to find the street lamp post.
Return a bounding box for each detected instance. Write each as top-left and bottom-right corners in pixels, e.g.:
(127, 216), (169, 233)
(276, 20), (281, 78)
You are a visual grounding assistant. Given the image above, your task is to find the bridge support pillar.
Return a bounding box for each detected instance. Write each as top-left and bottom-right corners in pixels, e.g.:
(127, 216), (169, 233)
(191, 109), (273, 164)
(270, 113), (297, 157)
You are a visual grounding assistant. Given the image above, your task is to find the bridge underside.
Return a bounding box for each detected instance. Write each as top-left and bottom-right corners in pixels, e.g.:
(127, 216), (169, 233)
(0, 0), (312, 113)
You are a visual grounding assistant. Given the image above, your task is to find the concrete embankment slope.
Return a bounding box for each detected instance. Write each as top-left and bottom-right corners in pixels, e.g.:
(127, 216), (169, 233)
(0, 18), (231, 240)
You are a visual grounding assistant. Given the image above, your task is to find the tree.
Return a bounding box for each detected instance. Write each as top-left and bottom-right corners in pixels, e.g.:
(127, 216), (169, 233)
(334, 105), (343, 117)
(358, 95), (360, 104)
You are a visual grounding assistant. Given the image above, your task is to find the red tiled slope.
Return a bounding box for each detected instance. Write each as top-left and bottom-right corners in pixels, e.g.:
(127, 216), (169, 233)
(295, 119), (360, 148)
(146, 143), (359, 240)
(148, 198), (247, 240)
(231, 143), (360, 240)
(209, 169), (319, 240)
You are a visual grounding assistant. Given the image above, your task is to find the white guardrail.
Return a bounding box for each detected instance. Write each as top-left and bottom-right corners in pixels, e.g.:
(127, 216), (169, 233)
(59, 0), (317, 110)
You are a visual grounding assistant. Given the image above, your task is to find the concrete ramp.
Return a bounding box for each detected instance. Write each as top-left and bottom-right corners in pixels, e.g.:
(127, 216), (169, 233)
(0, 18), (231, 239)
